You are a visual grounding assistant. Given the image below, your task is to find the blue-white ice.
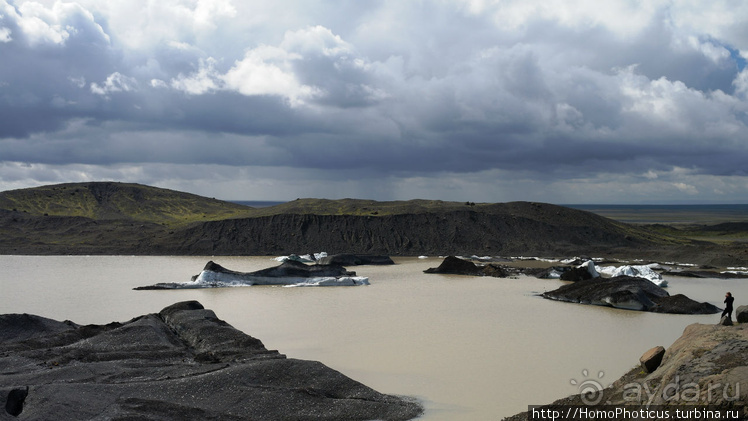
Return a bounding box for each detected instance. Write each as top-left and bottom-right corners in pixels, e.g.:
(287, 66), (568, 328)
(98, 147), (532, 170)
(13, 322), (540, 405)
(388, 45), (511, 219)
(190, 268), (369, 287)
(579, 260), (600, 278)
(136, 267), (369, 289)
(273, 252), (329, 263)
(593, 262), (668, 287)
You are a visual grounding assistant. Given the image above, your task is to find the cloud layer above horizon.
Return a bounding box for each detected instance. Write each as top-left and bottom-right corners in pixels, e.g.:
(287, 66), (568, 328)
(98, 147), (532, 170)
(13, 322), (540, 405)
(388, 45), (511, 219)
(1, 0), (748, 203)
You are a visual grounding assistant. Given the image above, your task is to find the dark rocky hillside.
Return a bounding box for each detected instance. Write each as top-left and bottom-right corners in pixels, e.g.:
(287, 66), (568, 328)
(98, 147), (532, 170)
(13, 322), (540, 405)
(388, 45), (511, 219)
(169, 209), (661, 257)
(0, 182), (745, 265)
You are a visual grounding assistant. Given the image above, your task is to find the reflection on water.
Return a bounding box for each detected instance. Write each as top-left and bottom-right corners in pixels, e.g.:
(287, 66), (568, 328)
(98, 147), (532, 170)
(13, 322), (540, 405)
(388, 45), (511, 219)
(0, 256), (741, 420)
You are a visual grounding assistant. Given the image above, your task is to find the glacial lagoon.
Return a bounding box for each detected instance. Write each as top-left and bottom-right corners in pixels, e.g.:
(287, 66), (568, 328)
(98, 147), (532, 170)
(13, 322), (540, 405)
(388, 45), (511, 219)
(1, 255), (743, 420)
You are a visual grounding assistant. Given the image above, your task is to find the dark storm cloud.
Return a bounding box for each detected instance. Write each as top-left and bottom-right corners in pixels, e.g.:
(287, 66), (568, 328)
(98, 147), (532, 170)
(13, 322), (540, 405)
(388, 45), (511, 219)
(1, 0), (748, 202)
(0, 1), (118, 136)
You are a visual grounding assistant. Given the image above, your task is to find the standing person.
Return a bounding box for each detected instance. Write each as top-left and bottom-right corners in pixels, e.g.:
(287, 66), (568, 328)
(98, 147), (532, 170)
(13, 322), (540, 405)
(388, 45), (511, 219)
(722, 292), (734, 319)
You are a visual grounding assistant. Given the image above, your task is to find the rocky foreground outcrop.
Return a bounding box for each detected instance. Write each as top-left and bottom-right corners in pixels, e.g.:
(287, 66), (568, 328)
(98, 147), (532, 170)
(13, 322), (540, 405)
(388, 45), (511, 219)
(542, 276), (720, 314)
(0, 301), (422, 420)
(505, 323), (748, 420)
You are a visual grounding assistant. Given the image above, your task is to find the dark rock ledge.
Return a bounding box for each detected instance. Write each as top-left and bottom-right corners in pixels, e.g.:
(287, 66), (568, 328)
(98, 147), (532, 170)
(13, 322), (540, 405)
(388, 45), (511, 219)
(0, 301), (422, 420)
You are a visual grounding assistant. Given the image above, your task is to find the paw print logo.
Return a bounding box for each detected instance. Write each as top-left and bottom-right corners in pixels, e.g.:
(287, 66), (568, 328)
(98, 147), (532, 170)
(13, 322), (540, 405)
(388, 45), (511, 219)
(570, 369), (605, 405)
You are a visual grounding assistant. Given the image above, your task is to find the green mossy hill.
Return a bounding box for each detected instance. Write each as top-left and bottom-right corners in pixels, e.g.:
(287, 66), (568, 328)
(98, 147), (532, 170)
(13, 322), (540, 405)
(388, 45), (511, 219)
(0, 182), (255, 226)
(250, 198), (503, 216)
(0, 182), (737, 263)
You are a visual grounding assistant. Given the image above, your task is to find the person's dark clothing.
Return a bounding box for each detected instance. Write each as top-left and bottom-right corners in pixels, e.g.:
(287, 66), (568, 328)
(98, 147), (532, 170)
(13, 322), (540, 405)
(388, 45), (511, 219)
(722, 296), (734, 318)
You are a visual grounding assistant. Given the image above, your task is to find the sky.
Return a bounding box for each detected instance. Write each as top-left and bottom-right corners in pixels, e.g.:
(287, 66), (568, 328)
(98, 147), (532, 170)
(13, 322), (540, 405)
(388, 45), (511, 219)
(1, 0), (748, 204)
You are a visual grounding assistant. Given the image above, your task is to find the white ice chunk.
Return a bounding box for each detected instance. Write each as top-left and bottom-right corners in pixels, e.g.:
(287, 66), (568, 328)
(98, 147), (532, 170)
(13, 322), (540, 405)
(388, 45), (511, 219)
(283, 276), (370, 287)
(193, 270), (369, 287)
(580, 260), (599, 278)
(596, 264), (668, 287)
(272, 254), (315, 263)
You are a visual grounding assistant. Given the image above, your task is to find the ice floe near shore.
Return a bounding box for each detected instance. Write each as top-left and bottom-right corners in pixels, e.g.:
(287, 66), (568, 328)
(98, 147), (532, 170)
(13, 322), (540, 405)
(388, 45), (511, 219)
(724, 266), (748, 276)
(722, 270), (748, 276)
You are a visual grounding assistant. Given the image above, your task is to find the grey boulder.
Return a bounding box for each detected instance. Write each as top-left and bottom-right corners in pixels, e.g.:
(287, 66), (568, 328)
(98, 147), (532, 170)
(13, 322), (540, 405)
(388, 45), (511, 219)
(639, 346), (666, 373)
(736, 305), (748, 323)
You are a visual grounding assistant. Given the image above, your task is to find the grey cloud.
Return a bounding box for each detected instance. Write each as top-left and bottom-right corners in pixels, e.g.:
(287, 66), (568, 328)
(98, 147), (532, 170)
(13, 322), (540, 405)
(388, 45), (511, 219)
(516, 15), (739, 93)
(1, 0), (748, 203)
(0, 3), (117, 137)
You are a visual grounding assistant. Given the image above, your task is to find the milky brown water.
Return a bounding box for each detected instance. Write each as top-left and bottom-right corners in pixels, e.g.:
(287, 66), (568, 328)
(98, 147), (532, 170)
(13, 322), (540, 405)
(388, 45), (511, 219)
(1, 256), (743, 420)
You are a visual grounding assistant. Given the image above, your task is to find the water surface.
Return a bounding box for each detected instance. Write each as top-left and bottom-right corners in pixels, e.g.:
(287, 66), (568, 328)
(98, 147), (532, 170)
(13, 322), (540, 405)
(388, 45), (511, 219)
(0, 256), (741, 420)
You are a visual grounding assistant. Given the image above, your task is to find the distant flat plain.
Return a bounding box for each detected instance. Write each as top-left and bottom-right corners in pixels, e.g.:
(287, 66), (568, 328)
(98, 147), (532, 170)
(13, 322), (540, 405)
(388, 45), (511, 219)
(566, 204), (748, 225)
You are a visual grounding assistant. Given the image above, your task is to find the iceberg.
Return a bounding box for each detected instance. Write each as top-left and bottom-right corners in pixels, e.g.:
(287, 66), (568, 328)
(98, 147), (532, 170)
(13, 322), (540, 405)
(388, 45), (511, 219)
(596, 263), (668, 287)
(273, 254), (314, 263)
(273, 252), (328, 263)
(580, 260), (600, 278)
(722, 270), (748, 276)
(512, 256), (561, 262)
(135, 260), (369, 289)
(192, 268), (368, 287)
